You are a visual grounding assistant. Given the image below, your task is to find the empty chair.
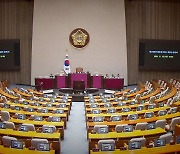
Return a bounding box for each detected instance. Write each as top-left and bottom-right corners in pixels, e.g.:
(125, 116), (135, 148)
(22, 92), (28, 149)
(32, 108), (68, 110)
(110, 115), (122, 122)
(94, 125), (109, 134)
(115, 124), (128, 133)
(1, 111), (10, 121)
(144, 112), (154, 118)
(135, 122), (148, 130)
(19, 124), (35, 131)
(42, 125), (56, 133)
(149, 96), (155, 104)
(155, 119), (167, 129)
(93, 116), (104, 122)
(3, 121), (15, 129)
(165, 117), (180, 131)
(168, 107), (178, 114)
(2, 136), (17, 147)
(129, 137), (146, 147)
(92, 109), (100, 114)
(98, 139), (115, 151)
(159, 132), (173, 144)
(0, 103), (4, 108)
(107, 108), (116, 113)
(127, 114), (138, 120)
(158, 110), (167, 116)
(31, 138), (48, 149)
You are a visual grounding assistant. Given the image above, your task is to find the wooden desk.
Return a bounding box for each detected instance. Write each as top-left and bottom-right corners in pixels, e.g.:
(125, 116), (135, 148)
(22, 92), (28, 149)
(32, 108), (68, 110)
(0, 145), (55, 154)
(0, 88), (18, 100)
(126, 87), (145, 98)
(27, 88), (43, 97)
(88, 128), (166, 140)
(90, 144), (180, 154)
(140, 87), (161, 100)
(0, 129), (60, 140)
(13, 88), (32, 98)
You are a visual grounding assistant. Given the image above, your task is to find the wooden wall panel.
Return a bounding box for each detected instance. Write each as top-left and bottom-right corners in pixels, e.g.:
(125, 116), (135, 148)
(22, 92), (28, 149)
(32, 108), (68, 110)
(0, 0), (33, 85)
(125, 0), (180, 85)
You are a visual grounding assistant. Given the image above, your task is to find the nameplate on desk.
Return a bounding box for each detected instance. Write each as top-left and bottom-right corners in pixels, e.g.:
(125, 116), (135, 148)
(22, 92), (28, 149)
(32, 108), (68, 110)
(43, 89), (54, 94)
(104, 90), (115, 94)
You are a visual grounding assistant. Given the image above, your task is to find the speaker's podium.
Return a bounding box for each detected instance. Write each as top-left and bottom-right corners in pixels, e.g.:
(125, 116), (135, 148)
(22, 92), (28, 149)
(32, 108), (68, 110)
(73, 81), (85, 92)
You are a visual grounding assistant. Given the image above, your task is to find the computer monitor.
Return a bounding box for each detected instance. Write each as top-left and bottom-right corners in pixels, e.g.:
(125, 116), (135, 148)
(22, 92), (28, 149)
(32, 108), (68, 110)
(107, 108), (115, 113)
(59, 104), (66, 108)
(37, 143), (50, 151)
(56, 109), (64, 114)
(137, 106), (144, 111)
(170, 108), (177, 114)
(147, 123), (156, 130)
(111, 116), (121, 121)
(101, 143), (115, 151)
(11, 140), (23, 149)
(4, 104), (10, 108)
(34, 116), (43, 121)
(43, 127), (54, 134)
(23, 101), (28, 105)
(140, 100), (145, 104)
(17, 114), (26, 120)
(122, 108), (130, 112)
(154, 139), (166, 147)
(52, 116), (61, 122)
(98, 127), (108, 134)
(128, 141), (141, 150)
(42, 109), (48, 113)
(34, 103), (40, 106)
(145, 112), (154, 118)
(28, 108), (34, 112)
(123, 125), (133, 132)
(92, 109), (100, 114)
(159, 110), (167, 116)
(14, 106), (21, 111)
(0, 122), (6, 129)
(46, 103), (52, 107)
(19, 125), (28, 132)
(130, 101), (135, 105)
(148, 104), (155, 109)
(129, 114), (138, 120)
(93, 116), (104, 122)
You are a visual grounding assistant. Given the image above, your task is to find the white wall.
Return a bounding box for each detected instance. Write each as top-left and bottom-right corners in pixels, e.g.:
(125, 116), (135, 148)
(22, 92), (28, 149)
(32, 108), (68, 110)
(31, 0), (127, 85)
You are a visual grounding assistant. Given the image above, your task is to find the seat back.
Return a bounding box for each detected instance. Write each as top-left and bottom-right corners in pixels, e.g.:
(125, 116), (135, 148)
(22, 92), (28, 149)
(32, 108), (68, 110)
(1, 111), (10, 121)
(135, 122), (148, 130)
(98, 139), (115, 151)
(110, 115), (122, 122)
(42, 125), (56, 133)
(159, 133), (173, 144)
(31, 138), (48, 149)
(94, 125), (108, 134)
(130, 137), (146, 147)
(115, 124), (128, 132)
(155, 119), (166, 129)
(170, 117), (180, 131)
(3, 121), (15, 129)
(2, 136), (17, 146)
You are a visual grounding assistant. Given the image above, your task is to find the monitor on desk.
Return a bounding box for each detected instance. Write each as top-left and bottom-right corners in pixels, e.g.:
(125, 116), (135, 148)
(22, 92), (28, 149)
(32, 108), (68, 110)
(11, 140), (23, 149)
(128, 141), (141, 150)
(154, 139), (166, 147)
(37, 143), (50, 151)
(0, 122), (6, 129)
(101, 143), (115, 151)
(123, 125), (133, 132)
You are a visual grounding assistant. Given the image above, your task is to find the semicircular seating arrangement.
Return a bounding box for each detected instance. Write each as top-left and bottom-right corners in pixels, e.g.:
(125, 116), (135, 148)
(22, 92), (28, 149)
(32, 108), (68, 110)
(0, 85), (72, 154)
(84, 79), (180, 154)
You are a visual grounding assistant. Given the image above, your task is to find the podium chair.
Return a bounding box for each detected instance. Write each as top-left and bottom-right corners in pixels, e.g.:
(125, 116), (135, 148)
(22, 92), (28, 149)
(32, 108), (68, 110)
(76, 67), (83, 73)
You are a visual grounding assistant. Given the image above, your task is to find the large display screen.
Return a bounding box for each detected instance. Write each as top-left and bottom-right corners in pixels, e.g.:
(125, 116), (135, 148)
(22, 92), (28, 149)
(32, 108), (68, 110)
(139, 39), (180, 71)
(0, 39), (20, 71)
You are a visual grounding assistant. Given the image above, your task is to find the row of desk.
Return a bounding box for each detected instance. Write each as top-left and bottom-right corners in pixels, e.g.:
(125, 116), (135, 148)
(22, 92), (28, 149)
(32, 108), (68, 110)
(35, 73), (124, 90)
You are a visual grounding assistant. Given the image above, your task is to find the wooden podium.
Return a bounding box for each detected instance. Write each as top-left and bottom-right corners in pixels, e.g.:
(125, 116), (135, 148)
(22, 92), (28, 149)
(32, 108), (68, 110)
(73, 81), (85, 91)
